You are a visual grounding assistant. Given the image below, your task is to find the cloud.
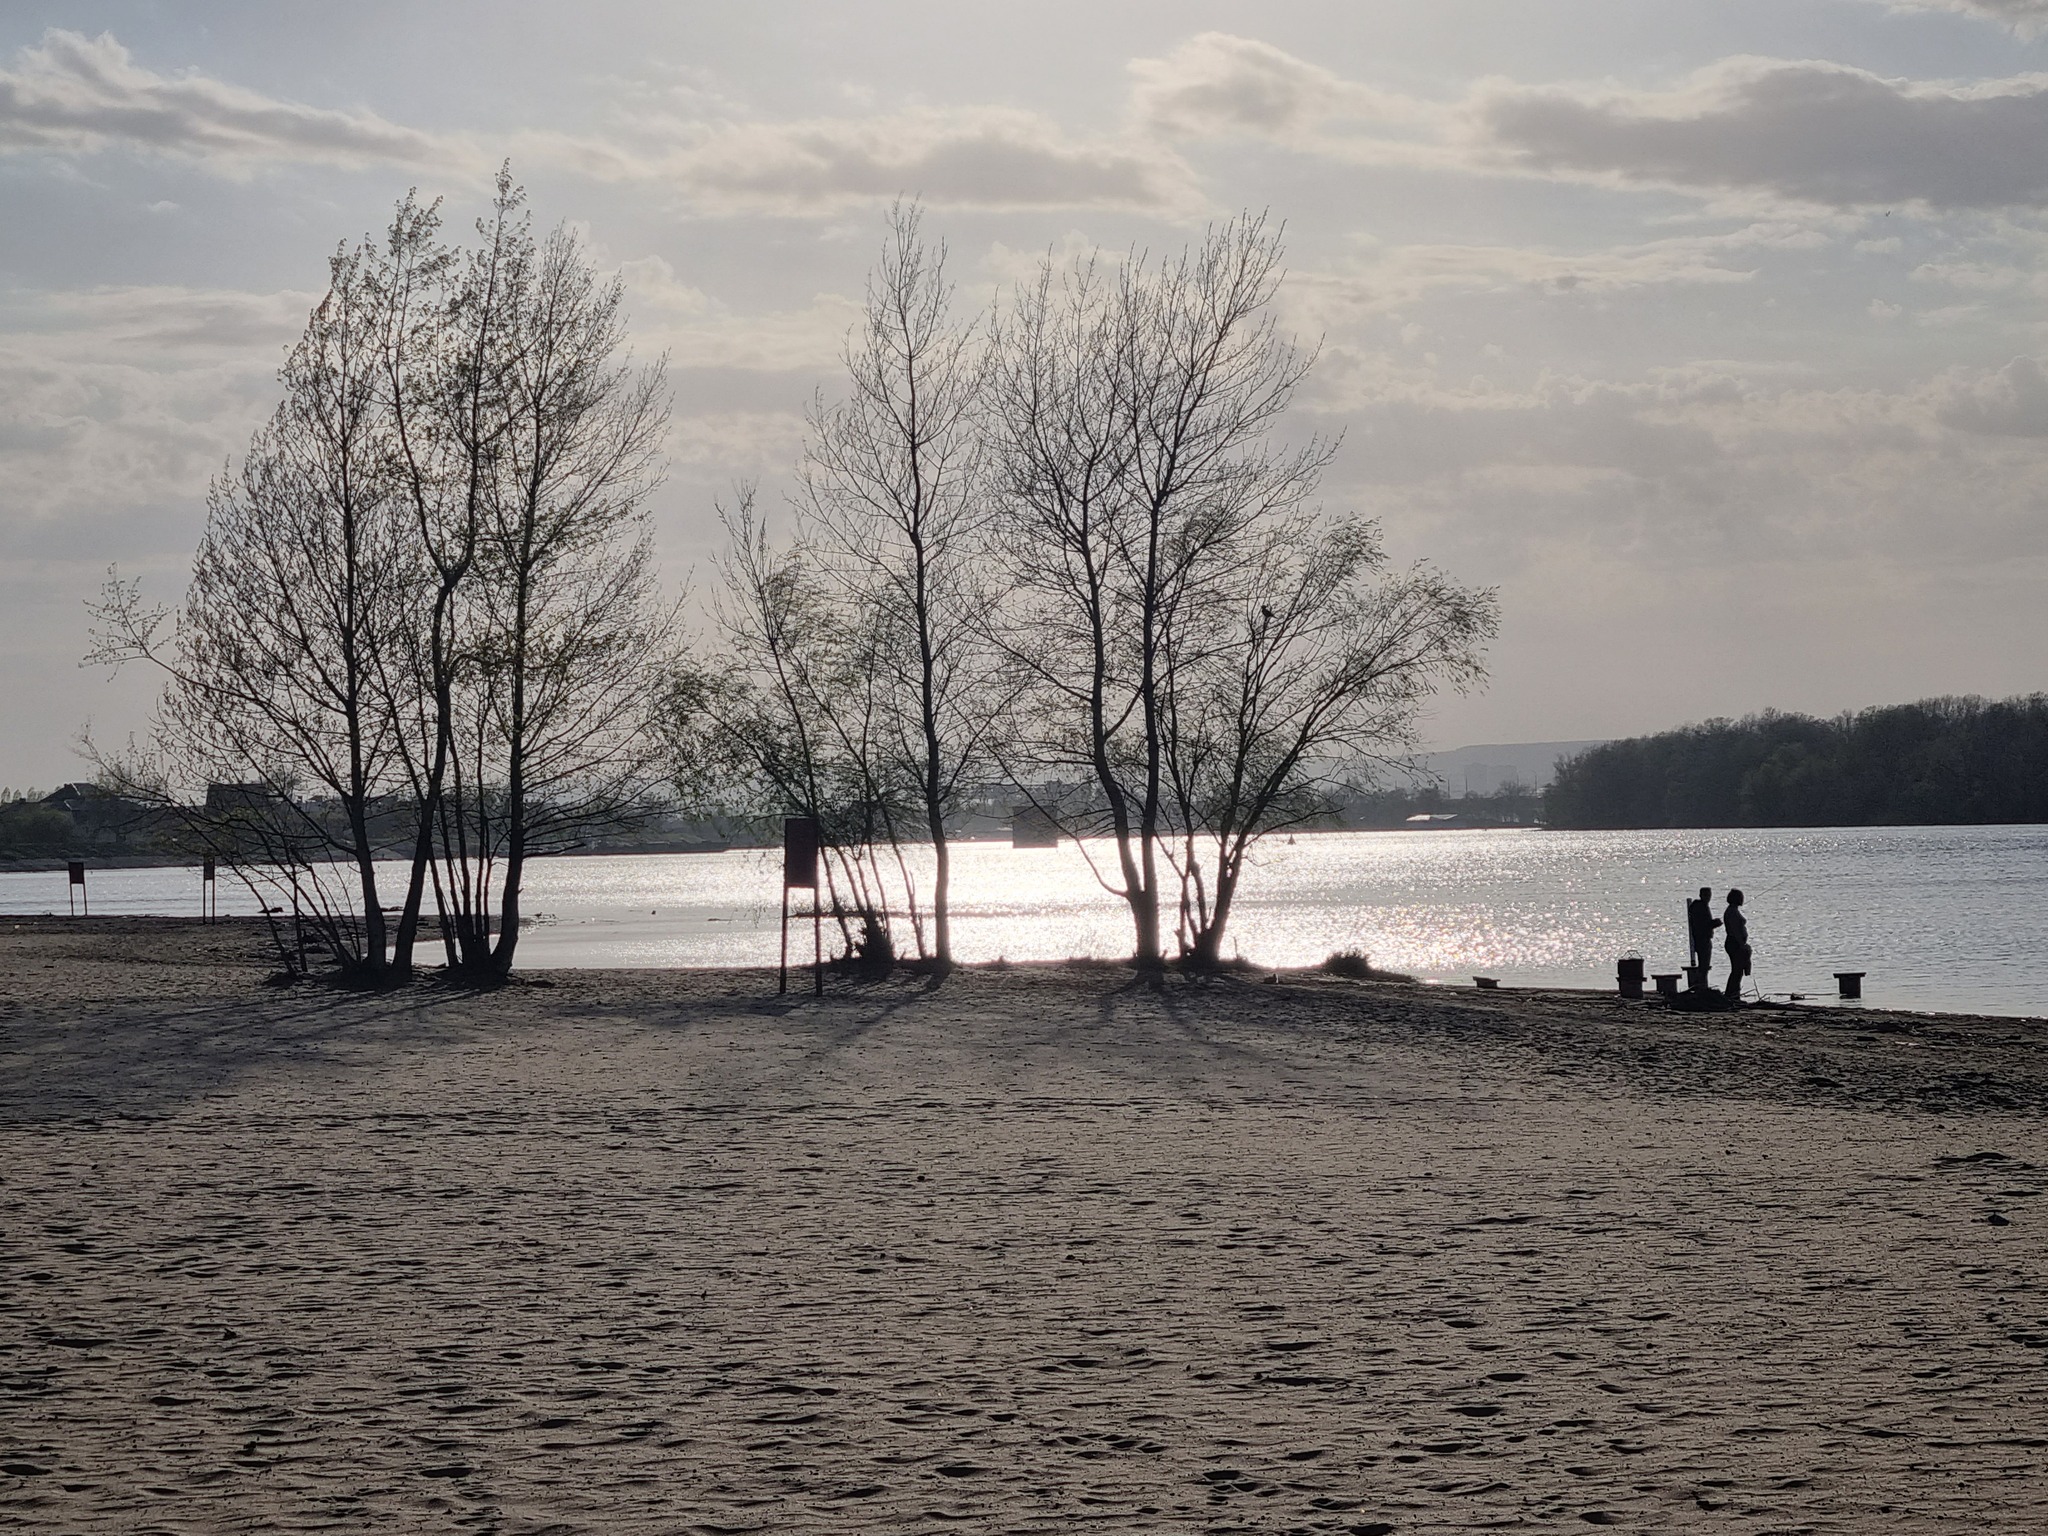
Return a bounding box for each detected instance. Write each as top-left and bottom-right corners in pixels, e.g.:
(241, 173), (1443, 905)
(69, 23), (2041, 224)
(665, 410), (809, 475)
(1318, 355), (2048, 582)
(1934, 354), (2048, 434)
(1284, 223), (1821, 332)
(644, 109), (1201, 215)
(1476, 57), (2048, 210)
(0, 284), (307, 544)
(0, 29), (1200, 215)
(618, 255), (860, 369)
(34, 284), (316, 356)
(1128, 31), (1439, 149)
(1883, 0), (2048, 36)
(0, 29), (453, 171)
(1130, 35), (2048, 213)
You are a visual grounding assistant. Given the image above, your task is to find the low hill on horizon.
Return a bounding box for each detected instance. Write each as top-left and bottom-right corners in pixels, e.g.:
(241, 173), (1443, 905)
(1419, 740), (1608, 794)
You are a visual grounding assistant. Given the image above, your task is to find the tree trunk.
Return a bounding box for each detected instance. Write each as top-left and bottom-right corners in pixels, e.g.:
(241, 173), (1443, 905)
(390, 576), (461, 976)
(1190, 864), (1238, 970)
(1129, 873), (1162, 969)
(348, 805), (387, 978)
(923, 640), (951, 968)
(929, 807), (951, 968)
(492, 844), (522, 977)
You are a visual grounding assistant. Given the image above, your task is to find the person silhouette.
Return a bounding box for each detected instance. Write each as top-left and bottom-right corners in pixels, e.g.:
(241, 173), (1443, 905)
(1685, 886), (1720, 978)
(1721, 889), (1751, 1003)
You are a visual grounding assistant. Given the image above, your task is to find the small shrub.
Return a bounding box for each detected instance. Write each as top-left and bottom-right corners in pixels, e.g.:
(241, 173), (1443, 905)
(1322, 948), (1414, 982)
(1323, 948), (1376, 979)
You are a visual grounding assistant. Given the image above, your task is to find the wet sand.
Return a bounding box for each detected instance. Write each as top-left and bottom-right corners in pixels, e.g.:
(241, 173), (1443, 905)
(2, 917), (2045, 1533)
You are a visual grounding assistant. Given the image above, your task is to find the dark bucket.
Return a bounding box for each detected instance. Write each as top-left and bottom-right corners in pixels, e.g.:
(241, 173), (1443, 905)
(1835, 971), (1865, 1000)
(1616, 957), (1646, 999)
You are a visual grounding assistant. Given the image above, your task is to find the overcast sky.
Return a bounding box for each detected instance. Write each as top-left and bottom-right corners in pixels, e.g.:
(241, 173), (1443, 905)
(4, 0), (2047, 789)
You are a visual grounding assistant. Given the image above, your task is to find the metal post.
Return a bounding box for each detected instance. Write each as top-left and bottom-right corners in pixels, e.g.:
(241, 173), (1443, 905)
(779, 884), (790, 995)
(813, 901), (822, 997)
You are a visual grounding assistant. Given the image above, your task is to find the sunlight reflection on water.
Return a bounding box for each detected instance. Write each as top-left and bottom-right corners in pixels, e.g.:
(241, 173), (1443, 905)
(5, 824), (2043, 1017)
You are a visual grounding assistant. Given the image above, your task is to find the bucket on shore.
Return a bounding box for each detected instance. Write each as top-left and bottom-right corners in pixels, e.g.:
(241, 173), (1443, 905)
(1835, 971), (1865, 1001)
(1616, 956), (1645, 999)
(1652, 972), (1681, 998)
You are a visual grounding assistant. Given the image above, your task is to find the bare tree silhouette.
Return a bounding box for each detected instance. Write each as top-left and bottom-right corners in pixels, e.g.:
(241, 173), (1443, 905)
(664, 490), (920, 965)
(442, 206), (673, 977)
(796, 202), (1008, 969)
(989, 216), (1325, 967)
(1162, 513), (1494, 966)
(92, 167), (675, 982)
(89, 235), (413, 980)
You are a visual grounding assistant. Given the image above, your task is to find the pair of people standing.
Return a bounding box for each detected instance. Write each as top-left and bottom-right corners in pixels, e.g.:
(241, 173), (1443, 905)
(1685, 887), (1751, 1002)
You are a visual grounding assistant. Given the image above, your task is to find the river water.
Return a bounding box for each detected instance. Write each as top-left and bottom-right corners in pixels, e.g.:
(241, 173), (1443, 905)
(5, 824), (2043, 1018)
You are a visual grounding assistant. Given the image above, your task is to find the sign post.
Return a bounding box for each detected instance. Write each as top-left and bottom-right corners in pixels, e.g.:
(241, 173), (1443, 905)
(67, 861), (87, 917)
(781, 816), (821, 996)
(201, 858), (217, 923)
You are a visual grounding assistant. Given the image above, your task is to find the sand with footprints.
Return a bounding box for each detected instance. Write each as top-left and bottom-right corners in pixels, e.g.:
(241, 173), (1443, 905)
(3, 916), (2045, 1532)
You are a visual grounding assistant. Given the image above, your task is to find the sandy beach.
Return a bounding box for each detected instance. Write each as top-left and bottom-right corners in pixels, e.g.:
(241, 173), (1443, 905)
(2, 918), (2044, 1533)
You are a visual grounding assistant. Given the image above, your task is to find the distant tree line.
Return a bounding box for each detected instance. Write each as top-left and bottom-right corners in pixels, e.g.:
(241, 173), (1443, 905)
(85, 184), (1495, 981)
(1544, 696), (2048, 829)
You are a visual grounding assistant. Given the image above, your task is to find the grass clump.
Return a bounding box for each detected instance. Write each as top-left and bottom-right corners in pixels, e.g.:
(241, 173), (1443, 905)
(827, 910), (896, 979)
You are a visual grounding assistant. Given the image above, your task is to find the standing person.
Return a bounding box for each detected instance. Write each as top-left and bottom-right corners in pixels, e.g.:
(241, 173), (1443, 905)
(1721, 889), (1751, 1003)
(1686, 887), (1720, 978)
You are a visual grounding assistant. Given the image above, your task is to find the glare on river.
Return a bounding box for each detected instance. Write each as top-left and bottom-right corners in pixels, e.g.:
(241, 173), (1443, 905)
(5, 824), (2043, 1018)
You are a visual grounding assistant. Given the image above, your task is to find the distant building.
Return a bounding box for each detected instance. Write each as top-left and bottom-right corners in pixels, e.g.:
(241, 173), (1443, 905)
(38, 783), (155, 849)
(205, 782), (285, 816)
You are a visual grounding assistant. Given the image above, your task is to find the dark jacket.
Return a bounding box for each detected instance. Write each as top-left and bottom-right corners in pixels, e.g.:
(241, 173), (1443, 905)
(1687, 897), (1720, 953)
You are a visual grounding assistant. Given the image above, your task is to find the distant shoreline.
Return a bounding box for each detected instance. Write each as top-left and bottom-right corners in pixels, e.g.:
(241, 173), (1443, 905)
(21, 815), (2048, 879)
